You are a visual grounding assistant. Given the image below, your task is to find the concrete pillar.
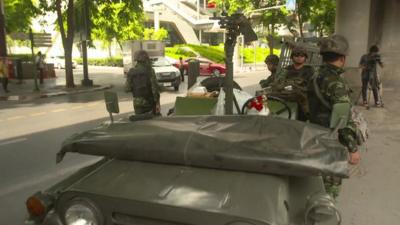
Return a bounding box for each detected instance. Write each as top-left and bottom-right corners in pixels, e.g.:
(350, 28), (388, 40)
(336, 0), (372, 67)
(379, 0), (400, 86)
(154, 10), (160, 31)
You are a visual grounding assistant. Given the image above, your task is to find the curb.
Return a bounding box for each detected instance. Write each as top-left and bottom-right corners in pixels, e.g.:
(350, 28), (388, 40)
(0, 85), (113, 102)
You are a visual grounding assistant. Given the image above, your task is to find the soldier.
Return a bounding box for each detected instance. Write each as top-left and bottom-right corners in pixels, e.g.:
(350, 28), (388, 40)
(126, 50), (161, 115)
(359, 45), (384, 107)
(259, 54), (279, 88)
(308, 34), (362, 198)
(262, 46), (314, 121)
(308, 34), (361, 165)
(275, 45), (314, 83)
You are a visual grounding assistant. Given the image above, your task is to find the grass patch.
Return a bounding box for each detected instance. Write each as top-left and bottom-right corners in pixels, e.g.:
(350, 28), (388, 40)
(166, 44), (280, 63)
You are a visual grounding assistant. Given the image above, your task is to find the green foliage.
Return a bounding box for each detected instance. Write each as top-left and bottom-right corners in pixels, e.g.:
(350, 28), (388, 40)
(242, 47), (280, 63)
(166, 44), (280, 63)
(8, 54), (33, 62)
(143, 28), (169, 41)
(4, 0), (40, 33)
(91, 1), (144, 46)
(187, 44), (225, 63)
(165, 46), (197, 59)
(309, 0), (336, 35)
(75, 57), (123, 67)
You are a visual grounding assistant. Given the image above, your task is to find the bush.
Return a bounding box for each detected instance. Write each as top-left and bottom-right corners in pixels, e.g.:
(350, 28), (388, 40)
(8, 54), (33, 62)
(75, 57), (123, 67)
(166, 44), (281, 64)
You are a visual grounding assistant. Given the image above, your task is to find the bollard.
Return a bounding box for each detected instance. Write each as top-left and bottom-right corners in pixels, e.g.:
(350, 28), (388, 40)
(188, 59), (200, 89)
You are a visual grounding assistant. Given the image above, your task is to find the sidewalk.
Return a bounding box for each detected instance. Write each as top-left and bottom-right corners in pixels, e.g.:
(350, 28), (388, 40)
(0, 77), (112, 102)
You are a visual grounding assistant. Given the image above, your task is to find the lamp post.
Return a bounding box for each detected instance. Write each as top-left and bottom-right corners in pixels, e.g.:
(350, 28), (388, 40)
(81, 0), (93, 86)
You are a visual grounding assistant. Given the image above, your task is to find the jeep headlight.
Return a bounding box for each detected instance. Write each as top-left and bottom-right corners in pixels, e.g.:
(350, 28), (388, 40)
(305, 193), (341, 225)
(64, 199), (103, 225)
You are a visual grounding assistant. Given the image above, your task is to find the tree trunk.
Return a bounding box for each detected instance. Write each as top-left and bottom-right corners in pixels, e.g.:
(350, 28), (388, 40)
(0, 0), (7, 57)
(296, 1), (304, 37)
(268, 24), (275, 55)
(56, 0), (75, 88)
(108, 44), (112, 58)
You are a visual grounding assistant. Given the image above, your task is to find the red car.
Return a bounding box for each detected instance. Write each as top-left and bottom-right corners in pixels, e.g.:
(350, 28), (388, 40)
(173, 57), (226, 76)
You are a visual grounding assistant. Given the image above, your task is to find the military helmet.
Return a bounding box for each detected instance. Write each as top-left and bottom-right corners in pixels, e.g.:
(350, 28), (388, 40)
(319, 34), (349, 56)
(264, 54), (280, 66)
(291, 45), (308, 58)
(134, 50), (150, 63)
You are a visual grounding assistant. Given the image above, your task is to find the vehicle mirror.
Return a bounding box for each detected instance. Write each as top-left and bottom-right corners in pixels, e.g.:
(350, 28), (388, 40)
(104, 91), (119, 123)
(330, 103), (351, 129)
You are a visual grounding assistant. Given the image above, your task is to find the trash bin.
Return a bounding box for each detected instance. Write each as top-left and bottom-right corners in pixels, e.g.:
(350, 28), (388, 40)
(13, 59), (23, 81)
(188, 59), (200, 89)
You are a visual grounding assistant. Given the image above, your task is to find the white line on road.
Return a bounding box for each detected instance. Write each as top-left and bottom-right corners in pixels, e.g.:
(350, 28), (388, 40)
(6, 116), (26, 121)
(30, 112), (47, 117)
(52, 108), (66, 113)
(87, 102), (99, 107)
(71, 106), (84, 110)
(0, 137), (28, 146)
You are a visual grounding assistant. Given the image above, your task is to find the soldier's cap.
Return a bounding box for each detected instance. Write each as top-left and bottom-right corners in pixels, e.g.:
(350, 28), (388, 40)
(319, 34), (349, 56)
(134, 50), (150, 62)
(264, 54), (280, 65)
(291, 45), (308, 58)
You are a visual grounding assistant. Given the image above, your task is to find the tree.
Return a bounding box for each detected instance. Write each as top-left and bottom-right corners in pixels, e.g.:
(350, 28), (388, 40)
(143, 28), (168, 41)
(38, 0), (144, 88)
(309, 0), (336, 36)
(4, 0), (39, 33)
(91, 1), (144, 50)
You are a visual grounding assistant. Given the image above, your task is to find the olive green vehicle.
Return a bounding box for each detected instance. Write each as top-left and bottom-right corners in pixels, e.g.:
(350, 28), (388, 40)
(24, 86), (350, 225)
(24, 38), (350, 225)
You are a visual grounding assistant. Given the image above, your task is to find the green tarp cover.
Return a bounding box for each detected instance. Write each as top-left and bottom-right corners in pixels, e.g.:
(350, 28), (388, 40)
(58, 115), (349, 178)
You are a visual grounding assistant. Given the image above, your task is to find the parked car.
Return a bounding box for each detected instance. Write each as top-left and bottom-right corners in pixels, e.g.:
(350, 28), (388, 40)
(173, 57), (226, 76)
(46, 56), (77, 69)
(152, 56), (181, 91)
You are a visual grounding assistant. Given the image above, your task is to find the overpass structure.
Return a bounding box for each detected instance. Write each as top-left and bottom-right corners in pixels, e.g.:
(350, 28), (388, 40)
(336, 0), (400, 86)
(143, 0), (220, 45)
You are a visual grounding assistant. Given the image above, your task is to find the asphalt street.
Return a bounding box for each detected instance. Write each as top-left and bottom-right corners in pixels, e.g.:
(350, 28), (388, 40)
(0, 66), (265, 224)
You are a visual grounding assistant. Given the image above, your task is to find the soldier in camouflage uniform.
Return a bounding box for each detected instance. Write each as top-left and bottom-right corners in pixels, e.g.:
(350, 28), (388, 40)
(308, 35), (361, 197)
(261, 46), (314, 121)
(259, 54), (280, 88)
(126, 50), (161, 115)
(275, 45), (314, 83)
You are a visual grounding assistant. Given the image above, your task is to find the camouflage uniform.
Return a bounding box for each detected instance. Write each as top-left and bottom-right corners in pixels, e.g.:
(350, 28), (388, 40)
(308, 35), (359, 198)
(263, 47), (314, 120)
(259, 54), (279, 88)
(127, 62), (160, 115)
(308, 63), (358, 152)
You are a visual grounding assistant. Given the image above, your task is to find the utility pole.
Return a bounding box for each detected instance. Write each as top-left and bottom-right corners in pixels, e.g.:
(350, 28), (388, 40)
(0, 0), (7, 57)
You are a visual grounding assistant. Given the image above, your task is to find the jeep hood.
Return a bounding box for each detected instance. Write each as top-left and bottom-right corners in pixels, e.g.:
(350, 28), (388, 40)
(58, 115), (349, 178)
(65, 159), (290, 225)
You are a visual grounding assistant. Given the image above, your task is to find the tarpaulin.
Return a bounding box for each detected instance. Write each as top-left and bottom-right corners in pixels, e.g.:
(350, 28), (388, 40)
(58, 115), (349, 178)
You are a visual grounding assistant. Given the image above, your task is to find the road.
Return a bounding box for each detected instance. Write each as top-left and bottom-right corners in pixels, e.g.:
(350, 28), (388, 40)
(0, 66), (266, 224)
